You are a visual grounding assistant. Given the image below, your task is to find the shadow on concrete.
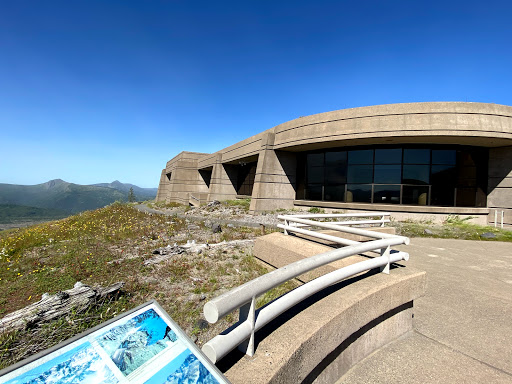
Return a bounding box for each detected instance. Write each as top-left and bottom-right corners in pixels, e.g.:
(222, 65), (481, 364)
(216, 264), (404, 374)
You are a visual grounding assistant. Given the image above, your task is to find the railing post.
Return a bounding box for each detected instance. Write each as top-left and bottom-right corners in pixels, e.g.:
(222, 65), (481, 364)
(381, 214), (385, 227)
(284, 219), (289, 235)
(238, 296), (256, 357)
(380, 245), (391, 274)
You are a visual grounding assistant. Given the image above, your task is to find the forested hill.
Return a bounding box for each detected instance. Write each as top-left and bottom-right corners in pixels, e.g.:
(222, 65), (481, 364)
(0, 179), (157, 215)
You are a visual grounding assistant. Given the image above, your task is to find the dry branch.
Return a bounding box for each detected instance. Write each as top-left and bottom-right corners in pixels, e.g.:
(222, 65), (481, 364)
(0, 281), (124, 333)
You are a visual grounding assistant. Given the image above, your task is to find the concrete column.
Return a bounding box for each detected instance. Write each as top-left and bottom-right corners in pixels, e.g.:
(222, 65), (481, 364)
(155, 169), (168, 202)
(487, 146), (512, 227)
(208, 153), (238, 201)
(249, 132), (297, 213)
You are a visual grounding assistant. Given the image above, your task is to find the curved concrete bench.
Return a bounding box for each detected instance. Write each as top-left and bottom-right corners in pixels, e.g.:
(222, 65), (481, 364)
(222, 266), (426, 384)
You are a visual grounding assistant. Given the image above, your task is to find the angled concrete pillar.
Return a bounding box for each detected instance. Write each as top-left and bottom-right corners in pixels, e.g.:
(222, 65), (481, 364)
(249, 132), (297, 213)
(208, 154), (238, 201)
(155, 169), (169, 202)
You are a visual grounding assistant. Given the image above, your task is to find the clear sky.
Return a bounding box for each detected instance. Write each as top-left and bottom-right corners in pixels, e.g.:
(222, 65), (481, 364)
(1, 0), (511, 188)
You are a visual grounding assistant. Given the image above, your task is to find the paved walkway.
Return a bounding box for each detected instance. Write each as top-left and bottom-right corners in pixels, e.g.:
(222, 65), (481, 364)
(337, 238), (512, 383)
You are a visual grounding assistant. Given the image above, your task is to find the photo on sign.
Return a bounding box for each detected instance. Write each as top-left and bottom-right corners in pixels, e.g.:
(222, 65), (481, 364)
(95, 308), (178, 376)
(2, 342), (118, 384)
(144, 349), (219, 384)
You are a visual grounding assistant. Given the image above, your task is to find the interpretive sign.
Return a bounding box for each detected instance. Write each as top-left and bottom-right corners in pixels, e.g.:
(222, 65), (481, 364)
(0, 301), (229, 384)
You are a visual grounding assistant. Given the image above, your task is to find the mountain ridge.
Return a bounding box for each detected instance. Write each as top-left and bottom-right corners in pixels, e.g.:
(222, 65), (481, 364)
(0, 180), (157, 216)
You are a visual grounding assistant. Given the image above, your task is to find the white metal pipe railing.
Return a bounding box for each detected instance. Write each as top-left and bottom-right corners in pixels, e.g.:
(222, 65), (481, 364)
(277, 223), (381, 253)
(204, 237), (407, 323)
(281, 212), (390, 219)
(202, 212), (408, 364)
(278, 215), (406, 242)
(202, 246), (408, 363)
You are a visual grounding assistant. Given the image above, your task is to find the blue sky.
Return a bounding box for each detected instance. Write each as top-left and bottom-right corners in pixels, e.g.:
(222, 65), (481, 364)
(1, 0), (511, 188)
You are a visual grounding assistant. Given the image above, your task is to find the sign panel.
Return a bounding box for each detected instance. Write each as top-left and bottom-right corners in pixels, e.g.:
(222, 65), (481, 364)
(0, 301), (229, 384)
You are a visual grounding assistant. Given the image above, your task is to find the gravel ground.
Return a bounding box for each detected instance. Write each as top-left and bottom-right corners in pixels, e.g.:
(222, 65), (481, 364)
(135, 201), (301, 228)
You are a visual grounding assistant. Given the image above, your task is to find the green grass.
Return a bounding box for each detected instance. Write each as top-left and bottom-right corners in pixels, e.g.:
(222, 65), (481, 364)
(223, 198), (251, 212)
(0, 202), (274, 369)
(392, 217), (512, 242)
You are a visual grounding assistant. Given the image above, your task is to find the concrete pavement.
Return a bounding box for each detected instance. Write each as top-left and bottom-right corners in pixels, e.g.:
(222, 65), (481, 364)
(337, 238), (512, 383)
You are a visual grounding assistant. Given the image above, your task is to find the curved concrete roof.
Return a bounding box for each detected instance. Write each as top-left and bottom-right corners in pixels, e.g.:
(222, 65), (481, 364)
(272, 102), (512, 151)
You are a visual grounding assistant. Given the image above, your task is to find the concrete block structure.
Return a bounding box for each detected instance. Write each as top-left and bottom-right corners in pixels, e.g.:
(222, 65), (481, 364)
(157, 102), (512, 227)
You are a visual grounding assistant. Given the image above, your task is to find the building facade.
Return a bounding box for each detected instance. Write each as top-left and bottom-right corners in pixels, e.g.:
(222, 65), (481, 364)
(156, 102), (512, 227)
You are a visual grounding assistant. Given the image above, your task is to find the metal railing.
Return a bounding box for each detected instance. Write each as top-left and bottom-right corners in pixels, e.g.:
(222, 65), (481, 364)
(202, 212), (409, 363)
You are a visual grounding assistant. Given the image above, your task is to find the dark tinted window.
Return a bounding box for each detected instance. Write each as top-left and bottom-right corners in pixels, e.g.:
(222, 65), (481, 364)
(325, 151), (347, 166)
(373, 185), (401, 204)
(347, 165), (373, 183)
(348, 150), (373, 164)
(374, 164), (401, 184)
(325, 166), (347, 184)
(404, 149), (430, 164)
(375, 149), (402, 164)
(432, 150), (456, 165)
(347, 184), (372, 203)
(305, 185), (322, 200)
(307, 153), (324, 167)
(324, 185), (345, 202)
(307, 166), (323, 184)
(402, 185), (429, 205)
(403, 165), (430, 184)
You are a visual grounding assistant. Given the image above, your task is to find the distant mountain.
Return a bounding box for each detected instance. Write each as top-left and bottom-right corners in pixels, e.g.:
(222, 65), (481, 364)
(91, 180), (158, 200)
(0, 180), (157, 217)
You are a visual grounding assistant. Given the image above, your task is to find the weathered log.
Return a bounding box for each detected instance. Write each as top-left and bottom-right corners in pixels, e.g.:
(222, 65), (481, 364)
(0, 281), (124, 333)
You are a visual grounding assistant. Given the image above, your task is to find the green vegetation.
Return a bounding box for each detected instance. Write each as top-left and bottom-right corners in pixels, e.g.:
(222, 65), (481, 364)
(392, 217), (512, 242)
(0, 180), (157, 216)
(223, 198), (251, 212)
(0, 204), (68, 224)
(308, 207), (325, 214)
(0, 203), (277, 369)
(128, 187), (136, 202)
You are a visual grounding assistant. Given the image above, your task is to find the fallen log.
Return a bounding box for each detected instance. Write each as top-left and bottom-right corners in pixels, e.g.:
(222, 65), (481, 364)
(0, 281), (124, 333)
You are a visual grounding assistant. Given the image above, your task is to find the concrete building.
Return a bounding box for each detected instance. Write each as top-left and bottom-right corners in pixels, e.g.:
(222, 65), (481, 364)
(156, 102), (512, 227)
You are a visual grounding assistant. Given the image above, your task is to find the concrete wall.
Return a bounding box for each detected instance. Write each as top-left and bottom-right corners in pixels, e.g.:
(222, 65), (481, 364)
(155, 169), (169, 202)
(273, 102), (512, 150)
(487, 146), (512, 227)
(155, 102), (512, 221)
(160, 151), (210, 205)
(249, 133), (298, 213)
(222, 264), (426, 383)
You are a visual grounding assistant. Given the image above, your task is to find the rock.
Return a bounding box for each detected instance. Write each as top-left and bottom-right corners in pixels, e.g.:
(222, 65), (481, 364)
(207, 200), (221, 207)
(187, 224), (200, 230)
(480, 232), (497, 239)
(212, 223), (222, 233)
(423, 229), (434, 235)
(227, 223), (235, 228)
(199, 294), (207, 301)
(195, 318), (209, 330)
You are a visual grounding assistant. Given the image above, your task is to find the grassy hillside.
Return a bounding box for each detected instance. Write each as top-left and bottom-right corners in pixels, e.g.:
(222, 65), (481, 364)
(0, 203), (288, 369)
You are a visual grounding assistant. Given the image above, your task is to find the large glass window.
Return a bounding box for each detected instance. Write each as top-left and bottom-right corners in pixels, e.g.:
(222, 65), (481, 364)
(347, 165), (373, 183)
(298, 145), (487, 207)
(374, 185), (401, 204)
(347, 184), (372, 203)
(374, 164), (401, 184)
